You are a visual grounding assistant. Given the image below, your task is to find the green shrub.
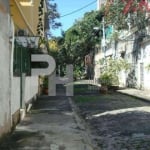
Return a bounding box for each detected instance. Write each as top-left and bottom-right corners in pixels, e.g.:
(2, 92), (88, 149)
(99, 58), (130, 86)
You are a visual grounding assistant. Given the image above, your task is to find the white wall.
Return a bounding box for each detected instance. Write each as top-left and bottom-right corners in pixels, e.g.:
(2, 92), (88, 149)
(141, 43), (150, 90)
(24, 76), (38, 103)
(11, 76), (38, 115)
(97, 0), (106, 10)
(0, 1), (11, 134)
(0, 1), (39, 138)
(11, 78), (20, 115)
(94, 52), (101, 82)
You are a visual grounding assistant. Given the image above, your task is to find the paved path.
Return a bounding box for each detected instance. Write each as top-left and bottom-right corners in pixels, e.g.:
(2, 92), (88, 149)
(1, 81), (150, 150)
(0, 95), (95, 150)
(118, 88), (150, 102)
(75, 80), (150, 102)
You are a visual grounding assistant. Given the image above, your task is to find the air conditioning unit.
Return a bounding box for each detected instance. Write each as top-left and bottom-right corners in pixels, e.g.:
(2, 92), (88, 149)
(17, 29), (28, 36)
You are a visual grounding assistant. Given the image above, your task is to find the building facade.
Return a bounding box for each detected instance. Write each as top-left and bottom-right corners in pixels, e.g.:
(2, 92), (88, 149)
(95, 0), (150, 90)
(0, 0), (49, 138)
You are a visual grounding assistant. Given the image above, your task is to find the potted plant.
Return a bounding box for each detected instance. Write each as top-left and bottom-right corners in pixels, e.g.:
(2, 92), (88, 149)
(99, 71), (114, 93)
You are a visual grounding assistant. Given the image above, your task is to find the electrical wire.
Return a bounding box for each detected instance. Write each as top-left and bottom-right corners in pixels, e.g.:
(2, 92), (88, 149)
(60, 0), (97, 18)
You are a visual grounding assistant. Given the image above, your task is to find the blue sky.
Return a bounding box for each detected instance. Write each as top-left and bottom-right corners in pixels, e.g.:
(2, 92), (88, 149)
(51, 0), (97, 37)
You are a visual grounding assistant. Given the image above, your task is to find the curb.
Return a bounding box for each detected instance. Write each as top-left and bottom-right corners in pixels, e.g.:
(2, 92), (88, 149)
(117, 90), (150, 104)
(69, 97), (100, 150)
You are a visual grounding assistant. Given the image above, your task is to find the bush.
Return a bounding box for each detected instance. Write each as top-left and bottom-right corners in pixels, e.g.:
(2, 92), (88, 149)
(99, 58), (130, 86)
(99, 72), (118, 86)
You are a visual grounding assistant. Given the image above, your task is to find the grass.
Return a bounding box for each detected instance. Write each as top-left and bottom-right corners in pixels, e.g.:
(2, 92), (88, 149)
(74, 84), (100, 94)
(74, 95), (101, 103)
(74, 84), (89, 93)
(74, 84), (111, 103)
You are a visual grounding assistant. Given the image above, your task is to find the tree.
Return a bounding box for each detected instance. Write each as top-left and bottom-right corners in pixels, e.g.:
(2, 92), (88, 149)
(65, 12), (103, 61)
(103, 0), (150, 31)
(38, 0), (61, 38)
(49, 10), (104, 79)
(47, 0), (61, 29)
(60, 11), (103, 79)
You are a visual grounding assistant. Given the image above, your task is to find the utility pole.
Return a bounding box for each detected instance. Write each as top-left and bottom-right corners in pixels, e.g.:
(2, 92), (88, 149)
(102, 17), (106, 64)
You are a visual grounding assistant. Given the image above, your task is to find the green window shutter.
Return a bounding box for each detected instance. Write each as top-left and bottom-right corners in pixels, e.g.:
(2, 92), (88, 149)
(13, 42), (31, 76)
(21, 47), (31, 75)
(13, 43), (21, 76)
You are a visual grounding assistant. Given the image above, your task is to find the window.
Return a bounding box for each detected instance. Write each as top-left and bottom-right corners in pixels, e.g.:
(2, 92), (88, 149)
(13, 41), (31, 76)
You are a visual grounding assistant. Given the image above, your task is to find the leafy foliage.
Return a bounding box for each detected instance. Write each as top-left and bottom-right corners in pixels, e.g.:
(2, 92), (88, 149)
(99, 58), (130, 86)
(104, 1), (128, 30)
(146, 64), (150, 71)
(49, 11), (104, 79)
(103, 0), (149, 30)
(47, 0), (149, 81)
(46, 0), (61, 37)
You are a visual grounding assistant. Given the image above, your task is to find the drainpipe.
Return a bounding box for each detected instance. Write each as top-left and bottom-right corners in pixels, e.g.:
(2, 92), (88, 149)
(102, 17), (106, 64)
(20, 73), (26, 109)
(20, 47), (26, 109)
(20, 47), (26, 120)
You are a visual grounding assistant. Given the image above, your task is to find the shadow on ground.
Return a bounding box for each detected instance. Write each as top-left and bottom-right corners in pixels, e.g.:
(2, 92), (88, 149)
(73, 84), (150, 150)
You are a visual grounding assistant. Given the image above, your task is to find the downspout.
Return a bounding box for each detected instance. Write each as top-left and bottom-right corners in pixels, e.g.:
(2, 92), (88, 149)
(20, 47), (26, 109)
(20, 46), (26, 120)
(20, 50), (23, 108)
